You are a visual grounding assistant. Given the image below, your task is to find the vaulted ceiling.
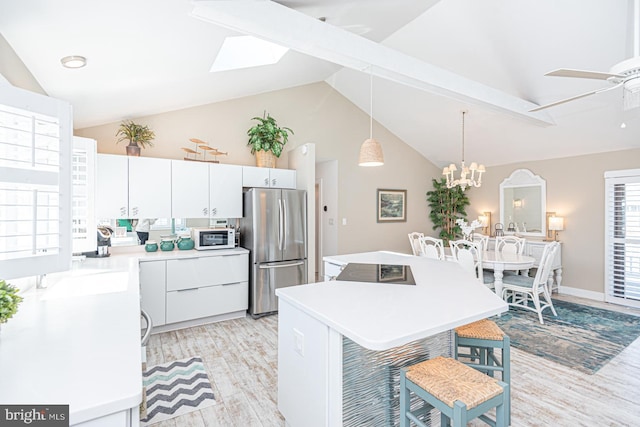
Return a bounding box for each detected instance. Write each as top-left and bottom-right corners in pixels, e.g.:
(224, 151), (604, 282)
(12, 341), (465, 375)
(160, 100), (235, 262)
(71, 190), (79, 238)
(1, 0), (639, 167)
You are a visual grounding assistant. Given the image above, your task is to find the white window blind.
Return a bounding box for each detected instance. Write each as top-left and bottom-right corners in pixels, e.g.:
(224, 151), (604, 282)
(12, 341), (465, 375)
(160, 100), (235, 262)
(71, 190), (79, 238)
(0, 83), (72, 280)
(605, 169), (640, 308)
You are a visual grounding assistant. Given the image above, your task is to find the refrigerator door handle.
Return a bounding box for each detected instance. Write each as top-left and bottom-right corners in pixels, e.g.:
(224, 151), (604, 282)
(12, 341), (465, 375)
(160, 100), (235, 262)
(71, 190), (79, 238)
(259, 261), (305, 269)
(278, 198), (284, 251)
(282, 197), (287, 250)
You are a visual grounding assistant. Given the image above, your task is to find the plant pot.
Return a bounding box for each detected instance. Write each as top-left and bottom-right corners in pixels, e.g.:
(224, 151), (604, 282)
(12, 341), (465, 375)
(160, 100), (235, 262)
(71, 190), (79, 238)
(255, 150), (277, 168)
(126, 144), (141, 157)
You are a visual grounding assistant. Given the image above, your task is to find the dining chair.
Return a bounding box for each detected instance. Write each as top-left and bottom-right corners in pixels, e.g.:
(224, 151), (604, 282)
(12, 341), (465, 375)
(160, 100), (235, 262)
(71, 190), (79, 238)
(501, 241), (560, 324)
(473, 234), (490, 252)
(417, 236), (445, 260)
(448, 239), (490, 285)
(408, 232), (425, 256)
(495, 236), (526, 255)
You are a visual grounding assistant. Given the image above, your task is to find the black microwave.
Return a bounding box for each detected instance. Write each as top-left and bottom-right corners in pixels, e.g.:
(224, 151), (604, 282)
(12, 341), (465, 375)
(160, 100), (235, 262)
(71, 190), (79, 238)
(192, 228), (236, 250)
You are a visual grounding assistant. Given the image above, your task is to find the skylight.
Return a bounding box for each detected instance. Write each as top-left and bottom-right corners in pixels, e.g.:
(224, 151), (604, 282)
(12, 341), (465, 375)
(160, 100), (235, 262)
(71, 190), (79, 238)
(210, 35), (289, 72)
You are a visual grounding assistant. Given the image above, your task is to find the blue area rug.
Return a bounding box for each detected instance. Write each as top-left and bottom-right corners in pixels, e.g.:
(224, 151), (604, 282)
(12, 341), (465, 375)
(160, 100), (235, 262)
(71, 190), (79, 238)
(493, 299), (640, 374)
(141, 356), (216, 426)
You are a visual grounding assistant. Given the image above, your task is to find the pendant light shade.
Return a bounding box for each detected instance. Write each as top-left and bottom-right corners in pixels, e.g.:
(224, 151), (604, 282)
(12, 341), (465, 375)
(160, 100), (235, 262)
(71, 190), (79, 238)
(359, 66), (384, 167)
(358, 138), (384, 166)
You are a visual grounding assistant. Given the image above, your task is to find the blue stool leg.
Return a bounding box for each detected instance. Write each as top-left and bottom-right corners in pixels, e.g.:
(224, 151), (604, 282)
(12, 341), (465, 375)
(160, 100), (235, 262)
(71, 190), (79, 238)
(400, 369), (409, 427)
(452, 401), (467, 427)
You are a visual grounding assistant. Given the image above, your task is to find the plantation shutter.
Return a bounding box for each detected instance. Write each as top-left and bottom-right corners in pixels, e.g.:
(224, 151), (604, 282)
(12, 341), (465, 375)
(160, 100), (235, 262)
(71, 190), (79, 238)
(0, 83), (72, 280)
(604, 169), (640, 308)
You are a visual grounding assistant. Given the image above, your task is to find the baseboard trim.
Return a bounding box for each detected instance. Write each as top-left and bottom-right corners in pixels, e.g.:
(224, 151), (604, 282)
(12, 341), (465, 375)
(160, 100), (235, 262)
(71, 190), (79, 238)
(558, 285), (605, 302)
(149, 310), (247, 334)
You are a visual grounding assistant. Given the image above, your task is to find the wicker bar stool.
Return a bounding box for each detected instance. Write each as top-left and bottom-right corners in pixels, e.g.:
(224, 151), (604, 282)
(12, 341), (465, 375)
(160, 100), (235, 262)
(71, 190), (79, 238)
(454, 319), (511, 424)
(400, 356), (509, 427)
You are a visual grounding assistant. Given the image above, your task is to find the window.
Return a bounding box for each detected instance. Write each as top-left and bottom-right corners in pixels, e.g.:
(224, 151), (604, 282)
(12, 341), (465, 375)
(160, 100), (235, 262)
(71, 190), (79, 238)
(71, 137), (96, 254)
(605, 169), (640, 308)
(0, 83), (72, 279)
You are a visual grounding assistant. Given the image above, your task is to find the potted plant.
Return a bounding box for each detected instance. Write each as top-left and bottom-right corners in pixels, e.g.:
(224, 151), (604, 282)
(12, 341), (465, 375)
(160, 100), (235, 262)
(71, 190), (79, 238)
(426, 178), (470, 244)
(247, 112), (293, 168)
(116, 120), (155, 156)
(0, 279), (23, 329)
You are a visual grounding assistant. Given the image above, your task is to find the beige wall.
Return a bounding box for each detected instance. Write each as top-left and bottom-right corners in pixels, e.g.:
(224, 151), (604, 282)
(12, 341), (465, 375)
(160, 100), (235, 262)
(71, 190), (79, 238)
(0, 33), (46, 94)
(77, 82), (440, 256)
(468, 148), (640, 297)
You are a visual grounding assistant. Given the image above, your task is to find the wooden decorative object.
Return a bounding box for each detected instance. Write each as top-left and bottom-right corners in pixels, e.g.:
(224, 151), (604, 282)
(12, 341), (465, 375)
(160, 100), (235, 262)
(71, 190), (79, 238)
(180, 138), (228, 163)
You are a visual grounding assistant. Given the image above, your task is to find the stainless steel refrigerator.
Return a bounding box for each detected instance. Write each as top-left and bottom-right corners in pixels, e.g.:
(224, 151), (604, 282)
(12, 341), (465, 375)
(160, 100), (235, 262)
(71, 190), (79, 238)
(241, 188), (307, 317)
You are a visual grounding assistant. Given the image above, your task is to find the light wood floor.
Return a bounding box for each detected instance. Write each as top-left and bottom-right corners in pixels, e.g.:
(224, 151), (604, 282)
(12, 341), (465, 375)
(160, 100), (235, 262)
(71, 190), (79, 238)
(146, 295), (640, 426)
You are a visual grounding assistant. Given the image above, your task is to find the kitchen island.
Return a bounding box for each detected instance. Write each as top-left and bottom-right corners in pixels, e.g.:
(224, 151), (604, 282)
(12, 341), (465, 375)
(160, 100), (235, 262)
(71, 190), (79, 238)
(276, 251), (508, 427)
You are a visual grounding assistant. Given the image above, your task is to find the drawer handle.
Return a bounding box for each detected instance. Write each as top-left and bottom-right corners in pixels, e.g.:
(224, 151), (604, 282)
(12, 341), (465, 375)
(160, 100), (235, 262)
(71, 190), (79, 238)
(222, 282), (242, 286)
(177, 287), (199, 292)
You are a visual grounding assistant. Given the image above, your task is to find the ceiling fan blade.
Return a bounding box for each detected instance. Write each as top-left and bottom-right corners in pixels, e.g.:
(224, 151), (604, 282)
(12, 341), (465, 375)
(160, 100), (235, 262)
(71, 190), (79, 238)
(529, 83), (623, 112)
(545, 68), (625, 80)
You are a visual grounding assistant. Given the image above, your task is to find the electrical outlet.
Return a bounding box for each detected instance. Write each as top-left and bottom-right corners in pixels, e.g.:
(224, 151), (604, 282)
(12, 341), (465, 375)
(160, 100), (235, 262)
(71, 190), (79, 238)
(293, 328), (304, 357)
(342, 218), (347, 226)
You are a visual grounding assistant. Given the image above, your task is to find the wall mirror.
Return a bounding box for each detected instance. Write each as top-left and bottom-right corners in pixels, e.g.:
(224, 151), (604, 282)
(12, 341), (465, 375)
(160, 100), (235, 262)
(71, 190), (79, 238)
(499, 169), (546, 237)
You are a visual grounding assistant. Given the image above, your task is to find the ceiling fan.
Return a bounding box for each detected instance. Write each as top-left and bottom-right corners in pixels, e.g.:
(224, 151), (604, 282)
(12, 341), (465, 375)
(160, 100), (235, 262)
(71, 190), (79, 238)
(530, 0), (640, 112)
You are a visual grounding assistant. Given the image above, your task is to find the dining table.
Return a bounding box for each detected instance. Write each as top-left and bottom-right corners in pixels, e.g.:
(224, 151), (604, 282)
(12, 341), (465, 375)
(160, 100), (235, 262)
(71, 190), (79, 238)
(481, 250), (536, 297)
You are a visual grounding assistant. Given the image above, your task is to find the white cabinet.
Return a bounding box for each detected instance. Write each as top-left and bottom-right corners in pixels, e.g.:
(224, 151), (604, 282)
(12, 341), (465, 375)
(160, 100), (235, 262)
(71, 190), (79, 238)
(96, 154), (129, 218)
(96, 154), (171, 219)
(171, 160), (209, 218)
(128, 157), (172, 218)
(242, 166), (296, 189)
(139, 260), (166, 326)
(139, 252), (249, 331)
(209, 164), (242, 218)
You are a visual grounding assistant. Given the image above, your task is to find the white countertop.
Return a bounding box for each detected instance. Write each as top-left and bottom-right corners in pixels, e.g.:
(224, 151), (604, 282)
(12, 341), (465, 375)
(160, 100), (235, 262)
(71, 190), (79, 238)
(277, 251), (508, 351)
(0, 256), (143, 425)
(133, 246), (248, 262)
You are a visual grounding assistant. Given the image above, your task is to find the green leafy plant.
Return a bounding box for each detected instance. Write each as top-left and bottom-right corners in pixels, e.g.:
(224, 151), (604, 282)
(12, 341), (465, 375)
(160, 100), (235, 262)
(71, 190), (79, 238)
(0, 279), (23, 324)
(116, 120), (155, 148)
(247, 112), (293, 158)
(426, 178), (470, 244)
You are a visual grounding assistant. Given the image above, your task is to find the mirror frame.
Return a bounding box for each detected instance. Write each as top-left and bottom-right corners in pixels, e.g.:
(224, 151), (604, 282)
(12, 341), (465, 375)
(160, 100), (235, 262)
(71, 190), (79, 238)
(499, 169), (546, 237)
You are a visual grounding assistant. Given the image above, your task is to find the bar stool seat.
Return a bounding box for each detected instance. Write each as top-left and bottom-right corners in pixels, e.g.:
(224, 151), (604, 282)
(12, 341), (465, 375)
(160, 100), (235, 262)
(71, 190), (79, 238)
(400, 356), (509, 427)
(455, 318), (511, 424)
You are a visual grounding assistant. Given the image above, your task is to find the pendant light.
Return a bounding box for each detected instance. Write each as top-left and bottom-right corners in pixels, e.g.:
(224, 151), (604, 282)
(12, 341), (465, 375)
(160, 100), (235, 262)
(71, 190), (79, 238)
(442, 111), (485, 190)
(358, 66), (384, 166)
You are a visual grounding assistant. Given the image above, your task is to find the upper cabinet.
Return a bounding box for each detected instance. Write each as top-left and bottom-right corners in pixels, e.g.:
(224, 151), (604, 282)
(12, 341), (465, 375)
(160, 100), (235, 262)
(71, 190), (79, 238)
(171, 160), (209, 218)
(96, 154), (171, 219)
(128, 157), (172, 218)
(96, 154), (129, 218)
(242, 166), (296, 189)
(210, 164), (242, 218)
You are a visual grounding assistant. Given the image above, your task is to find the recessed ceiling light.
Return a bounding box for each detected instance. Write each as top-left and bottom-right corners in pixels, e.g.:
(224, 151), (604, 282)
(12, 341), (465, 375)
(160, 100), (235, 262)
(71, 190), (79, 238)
(61, 55), (87, 69)
(209, 36), (288, 72)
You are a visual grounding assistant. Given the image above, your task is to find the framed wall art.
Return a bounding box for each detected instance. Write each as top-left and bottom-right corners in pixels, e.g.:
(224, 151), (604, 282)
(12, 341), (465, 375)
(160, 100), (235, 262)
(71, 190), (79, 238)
(377, 189), (407, 222)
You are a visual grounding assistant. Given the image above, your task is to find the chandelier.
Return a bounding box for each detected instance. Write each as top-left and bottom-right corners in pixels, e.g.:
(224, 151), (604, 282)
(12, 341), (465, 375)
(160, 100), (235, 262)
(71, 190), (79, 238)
(442, 111), (485, 190)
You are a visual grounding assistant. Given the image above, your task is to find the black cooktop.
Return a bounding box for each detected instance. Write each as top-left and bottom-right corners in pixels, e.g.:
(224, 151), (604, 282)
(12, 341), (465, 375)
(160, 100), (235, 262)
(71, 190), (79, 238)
(335, 263), (416, 285)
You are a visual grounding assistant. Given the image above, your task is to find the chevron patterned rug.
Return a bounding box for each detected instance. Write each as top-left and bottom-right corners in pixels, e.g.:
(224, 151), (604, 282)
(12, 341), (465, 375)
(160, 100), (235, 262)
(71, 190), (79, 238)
(141, 356), (216, 426)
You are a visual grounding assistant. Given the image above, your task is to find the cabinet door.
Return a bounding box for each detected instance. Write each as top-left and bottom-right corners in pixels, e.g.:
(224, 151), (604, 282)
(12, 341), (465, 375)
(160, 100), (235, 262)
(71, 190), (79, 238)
(269, 168), (296, 189)
(96, 154), (128, 218)
(210, 164), (242, 218)
(172, 160), (209, 218)
(128, 157), (172, 218)
(139, 260), (166, 327)
(242, 165), (270, 188)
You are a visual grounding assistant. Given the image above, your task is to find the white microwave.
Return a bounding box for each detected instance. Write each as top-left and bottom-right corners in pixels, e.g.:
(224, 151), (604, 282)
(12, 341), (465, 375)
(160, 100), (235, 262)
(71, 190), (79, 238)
(192, 228), (236, 250)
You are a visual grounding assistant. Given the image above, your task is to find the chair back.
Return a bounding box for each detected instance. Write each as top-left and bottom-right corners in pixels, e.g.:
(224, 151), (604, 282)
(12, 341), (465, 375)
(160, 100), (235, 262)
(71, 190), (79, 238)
(418, 236), (445, 260)
(496, 236), (525, 255)
(408, 232), (425, 256)
(532, 241), (559, 291)
(473, 234), (489, 252)
(449, 239), (483, 282)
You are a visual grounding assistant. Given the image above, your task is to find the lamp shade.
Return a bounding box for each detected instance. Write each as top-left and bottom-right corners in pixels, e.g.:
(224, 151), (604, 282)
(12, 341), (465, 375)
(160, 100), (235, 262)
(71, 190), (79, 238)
(358, 138), (384, 167)
(548, 216), (564, 231)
